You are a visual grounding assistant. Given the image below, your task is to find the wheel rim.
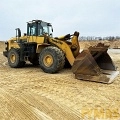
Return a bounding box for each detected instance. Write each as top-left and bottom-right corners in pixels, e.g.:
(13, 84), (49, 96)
(43, 55), (53, 67)
(10, 54), (16, 63)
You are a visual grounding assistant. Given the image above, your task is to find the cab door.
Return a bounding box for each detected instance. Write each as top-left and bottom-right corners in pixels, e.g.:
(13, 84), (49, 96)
(27, 23), (37, 43)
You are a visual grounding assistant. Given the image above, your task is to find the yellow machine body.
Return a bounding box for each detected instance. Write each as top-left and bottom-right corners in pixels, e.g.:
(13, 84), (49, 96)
(3, 20), (119, 84)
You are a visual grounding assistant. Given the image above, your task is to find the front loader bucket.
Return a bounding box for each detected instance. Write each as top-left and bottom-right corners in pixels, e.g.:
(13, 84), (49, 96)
(72, 43), (119, 84)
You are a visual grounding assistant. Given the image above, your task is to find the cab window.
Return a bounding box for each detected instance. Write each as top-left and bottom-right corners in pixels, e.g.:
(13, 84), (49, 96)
(27, 24), (36, 36)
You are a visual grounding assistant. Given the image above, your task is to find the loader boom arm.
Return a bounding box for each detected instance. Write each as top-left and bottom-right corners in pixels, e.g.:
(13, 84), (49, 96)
(48, 31), (80, 65)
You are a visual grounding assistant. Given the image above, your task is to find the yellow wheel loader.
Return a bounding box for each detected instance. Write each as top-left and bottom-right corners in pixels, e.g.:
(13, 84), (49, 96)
(3, 20), (119, 83)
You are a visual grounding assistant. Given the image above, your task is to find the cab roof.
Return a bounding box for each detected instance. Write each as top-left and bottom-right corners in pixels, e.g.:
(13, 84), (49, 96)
(27, 20), (51, 25)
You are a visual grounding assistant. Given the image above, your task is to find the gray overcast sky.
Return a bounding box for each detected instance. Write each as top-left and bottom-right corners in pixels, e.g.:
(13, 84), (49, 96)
(0, 0), (120, 40)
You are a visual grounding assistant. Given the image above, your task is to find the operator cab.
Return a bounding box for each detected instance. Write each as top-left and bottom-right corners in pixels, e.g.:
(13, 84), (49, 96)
(27, 20), (53, 37)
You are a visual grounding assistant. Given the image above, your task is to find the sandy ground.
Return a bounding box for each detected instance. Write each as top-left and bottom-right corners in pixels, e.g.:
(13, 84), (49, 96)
(0, 41), (120, 120)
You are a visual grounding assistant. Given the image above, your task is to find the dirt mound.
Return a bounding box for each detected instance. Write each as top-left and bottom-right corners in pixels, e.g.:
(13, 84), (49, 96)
(80, 40), (120, 49)
(0, 41), (5, 52)
(109, 40), (120, 48)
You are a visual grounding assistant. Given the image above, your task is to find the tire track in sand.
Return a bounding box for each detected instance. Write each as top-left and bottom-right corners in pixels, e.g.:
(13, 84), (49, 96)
(0, 88), (84, 120)
(18, 91), (83, 120)
(0, 88), (53, 120)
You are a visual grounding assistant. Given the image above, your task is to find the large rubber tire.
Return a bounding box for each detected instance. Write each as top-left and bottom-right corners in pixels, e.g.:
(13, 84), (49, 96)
(39, 46), (65, 73)
(8, 48), (25, 68)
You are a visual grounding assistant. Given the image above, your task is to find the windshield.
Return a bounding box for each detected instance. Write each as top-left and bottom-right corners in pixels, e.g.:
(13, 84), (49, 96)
(38, 22), (53, 37)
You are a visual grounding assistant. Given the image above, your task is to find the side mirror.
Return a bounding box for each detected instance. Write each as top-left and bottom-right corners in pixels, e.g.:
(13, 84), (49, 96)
(52, 27), (53, 32)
